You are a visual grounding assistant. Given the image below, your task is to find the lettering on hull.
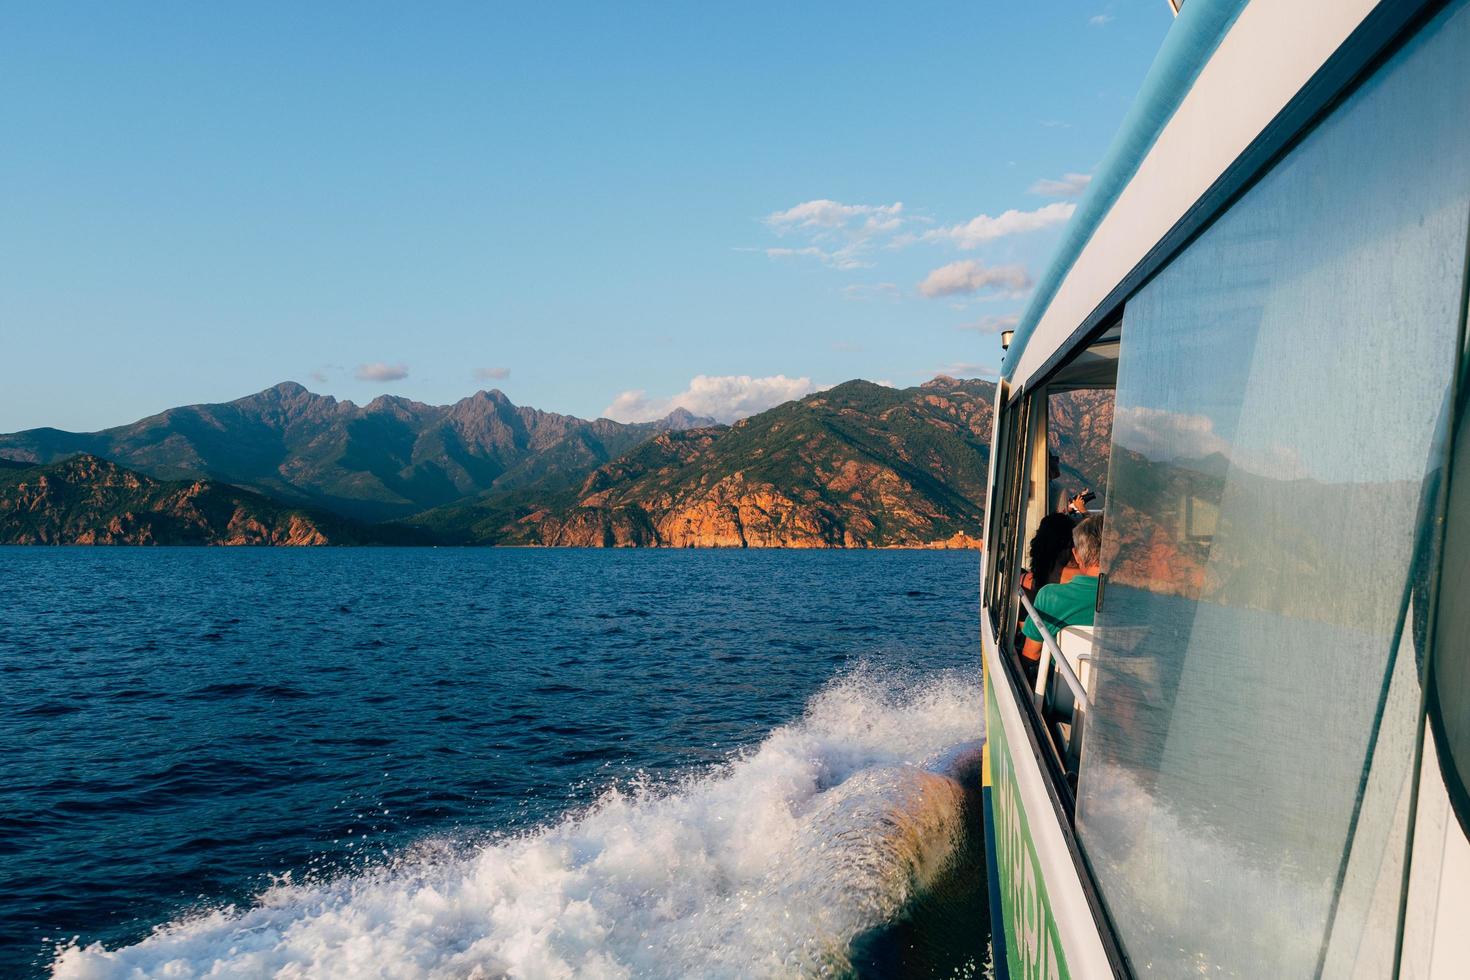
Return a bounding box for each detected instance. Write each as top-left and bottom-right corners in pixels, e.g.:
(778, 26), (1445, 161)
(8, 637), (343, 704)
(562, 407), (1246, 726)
(986, 676), (1069, 980)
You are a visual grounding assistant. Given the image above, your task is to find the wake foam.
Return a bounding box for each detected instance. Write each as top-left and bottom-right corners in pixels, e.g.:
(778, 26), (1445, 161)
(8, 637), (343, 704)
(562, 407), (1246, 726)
(52, 668), (981, 979)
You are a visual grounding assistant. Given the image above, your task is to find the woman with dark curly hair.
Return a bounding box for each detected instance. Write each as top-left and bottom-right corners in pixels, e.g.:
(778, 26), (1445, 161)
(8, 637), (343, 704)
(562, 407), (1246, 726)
(1021, 512), (1079, 602)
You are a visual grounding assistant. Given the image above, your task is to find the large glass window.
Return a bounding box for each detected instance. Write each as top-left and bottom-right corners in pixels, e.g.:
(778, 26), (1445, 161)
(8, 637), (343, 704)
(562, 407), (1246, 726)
(1075, 4), (1470, 976)
(1049, 387), (1114, 515)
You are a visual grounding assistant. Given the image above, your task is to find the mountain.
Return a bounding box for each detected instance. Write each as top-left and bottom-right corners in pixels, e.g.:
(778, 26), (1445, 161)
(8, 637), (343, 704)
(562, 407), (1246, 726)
(1049, 388), (1114, 494)
(408, 377), (996, 548)
(0, 383), (714, 522)
(0, 378), (999, 548)
(0, 455), (424, 545)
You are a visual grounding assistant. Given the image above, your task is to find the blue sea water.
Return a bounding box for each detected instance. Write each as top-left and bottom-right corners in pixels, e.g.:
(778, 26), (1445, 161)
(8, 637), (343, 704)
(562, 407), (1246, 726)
(0, 548), (984, 978)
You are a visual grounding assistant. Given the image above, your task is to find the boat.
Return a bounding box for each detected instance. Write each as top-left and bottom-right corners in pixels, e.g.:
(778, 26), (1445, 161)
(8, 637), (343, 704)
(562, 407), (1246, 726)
(978, 0), (1470, 975)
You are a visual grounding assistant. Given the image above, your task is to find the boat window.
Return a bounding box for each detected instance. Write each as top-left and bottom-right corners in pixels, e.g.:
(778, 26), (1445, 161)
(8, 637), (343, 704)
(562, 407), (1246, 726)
(984, 332), (1119, 789)
(983, 393), (1028, 623)
(1020, 342), (1117, 598)
(1048, 388), (1114, 517)
(1011, 336), (1119, 566)
(1074, 4), (1470, 976)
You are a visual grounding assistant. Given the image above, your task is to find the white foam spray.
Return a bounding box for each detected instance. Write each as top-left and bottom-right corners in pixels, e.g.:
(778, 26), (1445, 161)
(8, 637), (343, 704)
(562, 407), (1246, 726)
(52, 668), (982, 979)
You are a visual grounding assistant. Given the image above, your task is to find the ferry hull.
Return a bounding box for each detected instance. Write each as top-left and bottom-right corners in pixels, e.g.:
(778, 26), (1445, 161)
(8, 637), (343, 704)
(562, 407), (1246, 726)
(981, 612), (1113, 978)
(983, 655), (1071, 980)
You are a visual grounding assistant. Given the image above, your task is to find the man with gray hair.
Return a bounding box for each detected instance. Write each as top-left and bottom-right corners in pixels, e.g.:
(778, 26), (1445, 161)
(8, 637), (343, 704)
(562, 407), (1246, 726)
(1021, 514), (1102, 663)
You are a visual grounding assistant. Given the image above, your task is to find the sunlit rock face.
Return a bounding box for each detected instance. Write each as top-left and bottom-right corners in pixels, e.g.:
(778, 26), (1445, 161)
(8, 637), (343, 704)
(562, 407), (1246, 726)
(419, 377), (998, 548)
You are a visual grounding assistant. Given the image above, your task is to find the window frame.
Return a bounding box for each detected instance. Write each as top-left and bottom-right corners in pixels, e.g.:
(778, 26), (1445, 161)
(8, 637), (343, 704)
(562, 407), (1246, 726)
(983, 338), (1134, 979)
(988, 327), (1121, 795)
(982, 383), (1026, 621)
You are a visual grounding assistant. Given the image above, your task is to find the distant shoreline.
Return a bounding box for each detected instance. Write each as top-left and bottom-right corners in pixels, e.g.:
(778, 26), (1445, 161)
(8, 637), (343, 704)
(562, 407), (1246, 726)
(1, 378), (1003, 550)
(0, 541), (982, 551)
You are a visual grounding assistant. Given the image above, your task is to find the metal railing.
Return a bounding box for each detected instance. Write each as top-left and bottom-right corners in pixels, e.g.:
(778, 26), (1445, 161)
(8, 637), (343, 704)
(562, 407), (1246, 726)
(1018, 588), (1090, 709)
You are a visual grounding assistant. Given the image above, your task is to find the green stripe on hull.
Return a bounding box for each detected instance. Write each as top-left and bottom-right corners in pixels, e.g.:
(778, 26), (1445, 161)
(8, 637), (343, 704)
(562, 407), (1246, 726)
(985, 671), (1071, 980)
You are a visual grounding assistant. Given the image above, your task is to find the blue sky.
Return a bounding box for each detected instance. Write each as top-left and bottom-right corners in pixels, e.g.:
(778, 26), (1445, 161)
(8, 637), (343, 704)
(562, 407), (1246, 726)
(0, 2), (1171, 431)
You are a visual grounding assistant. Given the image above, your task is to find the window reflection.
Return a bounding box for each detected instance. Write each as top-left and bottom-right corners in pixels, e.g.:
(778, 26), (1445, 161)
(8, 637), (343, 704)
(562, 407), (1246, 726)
(1075, 4), (1470, 975)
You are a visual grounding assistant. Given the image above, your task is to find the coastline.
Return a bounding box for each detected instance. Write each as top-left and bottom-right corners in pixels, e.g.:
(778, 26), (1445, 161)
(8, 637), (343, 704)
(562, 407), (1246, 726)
(0, 538), (982, 550)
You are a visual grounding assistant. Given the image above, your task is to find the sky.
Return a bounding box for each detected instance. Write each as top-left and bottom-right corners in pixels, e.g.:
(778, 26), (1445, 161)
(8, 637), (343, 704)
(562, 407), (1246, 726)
(0, 1), (1173, 432)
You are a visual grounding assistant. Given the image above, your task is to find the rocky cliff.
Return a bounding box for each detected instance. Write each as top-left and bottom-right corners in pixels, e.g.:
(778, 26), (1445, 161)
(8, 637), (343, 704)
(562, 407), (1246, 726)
(410, 377), (995, 548)
(1048, 388), (1114, 493)
(0, 455), (421, 545)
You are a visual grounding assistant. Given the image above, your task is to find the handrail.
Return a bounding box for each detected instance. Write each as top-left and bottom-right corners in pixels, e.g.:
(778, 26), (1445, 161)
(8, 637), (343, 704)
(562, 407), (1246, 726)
(1018, 588), (1090, 708)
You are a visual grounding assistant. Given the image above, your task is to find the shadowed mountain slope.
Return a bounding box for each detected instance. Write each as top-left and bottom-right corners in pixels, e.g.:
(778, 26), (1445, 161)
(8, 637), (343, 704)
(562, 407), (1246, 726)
(0, 383), (711, 521)
(0, 455), (424, 545)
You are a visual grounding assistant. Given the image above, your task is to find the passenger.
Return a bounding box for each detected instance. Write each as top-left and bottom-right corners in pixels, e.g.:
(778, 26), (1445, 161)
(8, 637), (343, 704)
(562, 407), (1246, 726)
(1048, 453), (1092, 515)
(1022, 514), (1102, 663)
(1021, 512), (1078, 601)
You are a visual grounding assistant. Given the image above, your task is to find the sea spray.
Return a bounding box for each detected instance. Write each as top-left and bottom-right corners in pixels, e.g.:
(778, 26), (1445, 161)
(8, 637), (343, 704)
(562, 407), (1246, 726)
(51, 668), (983, 979)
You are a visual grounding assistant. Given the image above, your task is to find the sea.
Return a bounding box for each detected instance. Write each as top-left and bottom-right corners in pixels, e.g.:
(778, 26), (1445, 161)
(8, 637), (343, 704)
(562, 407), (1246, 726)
(1, 547), (987, 979)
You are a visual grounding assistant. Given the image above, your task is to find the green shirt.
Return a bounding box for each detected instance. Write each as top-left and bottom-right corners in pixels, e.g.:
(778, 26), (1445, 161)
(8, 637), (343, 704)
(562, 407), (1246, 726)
(1022, 574), (1098, 641)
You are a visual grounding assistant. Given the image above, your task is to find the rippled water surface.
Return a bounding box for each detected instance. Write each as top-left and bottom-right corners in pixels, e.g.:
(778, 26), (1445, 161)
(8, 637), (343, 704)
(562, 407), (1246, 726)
(1, 548), (983, 977)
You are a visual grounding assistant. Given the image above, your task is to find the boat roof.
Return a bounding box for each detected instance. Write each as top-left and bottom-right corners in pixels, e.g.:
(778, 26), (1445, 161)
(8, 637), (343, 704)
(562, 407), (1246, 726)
(1002, 0), (1385, 389)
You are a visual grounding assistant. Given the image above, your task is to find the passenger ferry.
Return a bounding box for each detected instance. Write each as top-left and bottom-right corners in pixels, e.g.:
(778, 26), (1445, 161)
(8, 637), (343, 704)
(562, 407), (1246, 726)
(978, 0), (1470, 976)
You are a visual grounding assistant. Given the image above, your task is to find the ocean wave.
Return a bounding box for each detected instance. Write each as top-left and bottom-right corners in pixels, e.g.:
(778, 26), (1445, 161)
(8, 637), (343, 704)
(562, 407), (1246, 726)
(51, 668), (982, 979)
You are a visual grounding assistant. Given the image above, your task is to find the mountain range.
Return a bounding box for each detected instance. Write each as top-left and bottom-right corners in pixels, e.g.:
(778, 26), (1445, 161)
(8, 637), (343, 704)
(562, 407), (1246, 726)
(0, 378), (999, 547)
(413, 378), (995, 547)
(0, 382), (711, 522)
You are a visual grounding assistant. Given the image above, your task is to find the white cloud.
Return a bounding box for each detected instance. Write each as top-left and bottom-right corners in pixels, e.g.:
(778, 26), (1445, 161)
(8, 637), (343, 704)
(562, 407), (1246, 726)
(308, 370), (329, 384)
(603, 374), (823, 424)
(756, 245), (872, 269)
(1029, 173), (1091, 198)
(1112, 405), (1309, 479)
(1090, 14), (1114, 26)
(762, 246), (824, 259)
(753, 199), (914, 270)
(957, 313), (1021, 334)
(1112, 406), (1231, 461)
(473, 366), (511, 381)
(355, 362), (409, 382)
(920, 202), (1074, 249)
(841, 282), (902, 302)
(932, 362), (998, 380)
(765, 199), (904, 231)
(919, 261), (1032, 299)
